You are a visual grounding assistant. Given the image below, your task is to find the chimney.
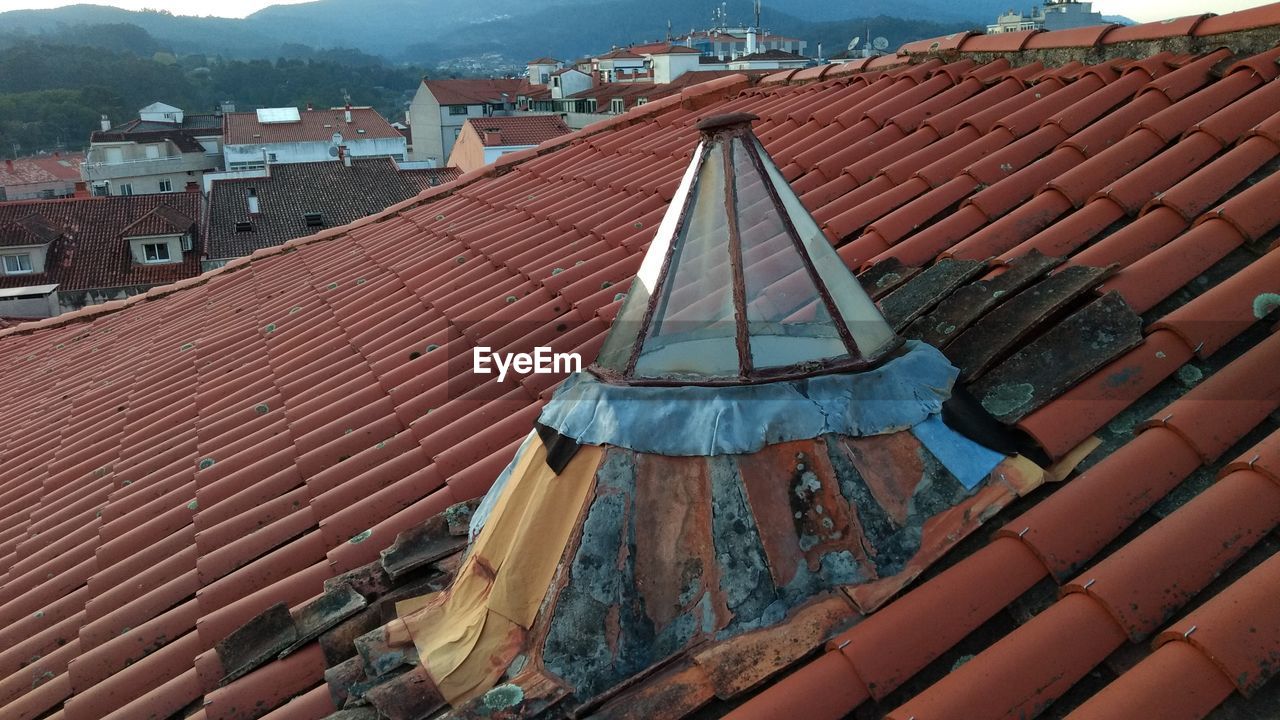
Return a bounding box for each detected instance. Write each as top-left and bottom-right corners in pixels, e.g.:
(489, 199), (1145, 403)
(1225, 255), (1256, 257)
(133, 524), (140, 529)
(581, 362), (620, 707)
(53, 151), (60, 159)
(74, 181), (90, 198)
(306, 102), (314, 111)
(247, 188), (260, 215)
(344, 103), (353, 124)
(4, 159), (12, 172)
(100, 115), (111, 132)
(340, 145), (352, 167)
(484, 129), (502, 145)
(747, 27), (758, 55)
(185, 181), (199, 193)
(591, 70), (602, 86)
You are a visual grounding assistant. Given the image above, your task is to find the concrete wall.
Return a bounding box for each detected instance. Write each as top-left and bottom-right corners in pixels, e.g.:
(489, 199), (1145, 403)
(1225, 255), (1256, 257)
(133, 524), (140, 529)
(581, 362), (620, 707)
(224, 137), (406, 169)
(651, 54), (701, 83)
(551, 71), (593, 99)
(407, 86), (491, 166)
(0, 290), (60, 319)
(0, 180), (76, 201)
(57, 284), (152, 314)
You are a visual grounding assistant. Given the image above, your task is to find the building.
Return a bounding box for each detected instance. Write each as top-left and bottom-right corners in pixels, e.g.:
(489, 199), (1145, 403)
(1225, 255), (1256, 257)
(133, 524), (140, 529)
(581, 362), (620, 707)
(406, 78), (528, 166)
(222, 106), (406, 171)
(645, 45), (706, 83)
(528, 69), (763, 122)
(683, 28), (808, 60)
(548, 67), (593, 99)
(727, 48), (812, 71)
(0, 191), (202, 316)
(0, 153), (83, 201)
(1, 4), (1280, 719)
(988, 0), (1106, 33)
(589, 48), (649, 83)
(526, 57), (563, 86)
(203, 157), (458, 264)
(83, 102), (223, 197)
(446, 115), (571, 172)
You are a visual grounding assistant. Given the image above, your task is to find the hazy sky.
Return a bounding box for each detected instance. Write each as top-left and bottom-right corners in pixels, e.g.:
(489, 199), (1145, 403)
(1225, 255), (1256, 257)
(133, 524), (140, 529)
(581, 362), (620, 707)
(0, 0), (1273, 22)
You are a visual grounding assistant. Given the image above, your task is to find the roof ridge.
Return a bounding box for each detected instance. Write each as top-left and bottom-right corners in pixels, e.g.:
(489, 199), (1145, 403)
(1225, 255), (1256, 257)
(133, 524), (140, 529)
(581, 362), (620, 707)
(0, 74), (755, 341)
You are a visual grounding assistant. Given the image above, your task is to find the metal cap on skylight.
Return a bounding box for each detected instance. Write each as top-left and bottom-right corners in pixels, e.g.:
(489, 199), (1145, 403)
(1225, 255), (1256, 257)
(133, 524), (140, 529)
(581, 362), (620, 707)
(593, 112), (900, 385)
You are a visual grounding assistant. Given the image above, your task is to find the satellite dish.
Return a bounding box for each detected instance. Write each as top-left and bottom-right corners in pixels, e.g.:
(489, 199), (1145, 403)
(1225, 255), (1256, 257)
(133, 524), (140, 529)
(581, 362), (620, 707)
(848, 36), (861, 52)
(328, 146), (339, 158)
(873, 36), (890, 51)
(331, 132), (344, 145)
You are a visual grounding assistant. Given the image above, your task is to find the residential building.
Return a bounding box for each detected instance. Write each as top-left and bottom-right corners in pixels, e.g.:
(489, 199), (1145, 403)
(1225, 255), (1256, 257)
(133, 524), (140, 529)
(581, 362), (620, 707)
(682, 29), (808, 60)
(3, 5), (1280, 720)
(446, 115), (570, 172)
(406, 78), (527, 166)
(0, 191), (202, 316)
(589, 48), (648, 83)
(645, 45), (705, 83)
(0, 153), (83, 201)
(222, 106), (406, 170)
(548, 67), (593, 99)
(528, 69), (765, 125)
(526, 57), (563, 86)
(727, 49), (812, 71)
(83, 102), (223, 197)
(203, 157), (458, 265)
(988, 0), (1105, 33)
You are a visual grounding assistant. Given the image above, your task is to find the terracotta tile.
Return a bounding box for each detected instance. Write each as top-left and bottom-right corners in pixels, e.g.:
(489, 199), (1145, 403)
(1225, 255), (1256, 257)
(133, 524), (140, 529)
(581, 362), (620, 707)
(1156, 534), (1280, 695)
(723, 651), (868, 720)
(1102, 219), (1245, 313)
(1194, 3), (1280, 34)
(1103, 14), (1211, 43)
(959, 29), (1042, 53)
(1151, 247), (1280, 357)
(887, 593), (1126, 720)
(1066, 639), (1234, 720)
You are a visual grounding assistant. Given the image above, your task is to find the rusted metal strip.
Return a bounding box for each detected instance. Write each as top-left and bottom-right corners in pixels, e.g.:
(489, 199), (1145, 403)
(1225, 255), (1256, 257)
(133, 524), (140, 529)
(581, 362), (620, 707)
(946, 263), (1115, 382)
(907, 249), (1062, 348)
(970, 291), (1144, 424)
(879, 257), (988, 331)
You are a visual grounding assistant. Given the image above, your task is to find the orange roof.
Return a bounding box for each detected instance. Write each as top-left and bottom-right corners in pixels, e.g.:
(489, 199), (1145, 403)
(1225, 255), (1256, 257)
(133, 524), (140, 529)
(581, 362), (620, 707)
(2, 4), (1280, 719)
(0, 153), (83, 187)
(423, 78), (527, 106)
(222, 107), (402, 145)
(464, 115), (570, 147)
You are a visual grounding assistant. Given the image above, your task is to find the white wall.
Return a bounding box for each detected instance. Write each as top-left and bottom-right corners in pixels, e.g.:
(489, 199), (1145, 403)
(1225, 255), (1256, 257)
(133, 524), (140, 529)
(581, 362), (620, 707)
(0, 290), (59, 319)
(650, 54), (702, 83)
(224, 136), (406, 169)
(406, 84), (493, 166)
(1, 244), (49, 275)
(551, 71), (593, 99)
(126, 234), (185, 265)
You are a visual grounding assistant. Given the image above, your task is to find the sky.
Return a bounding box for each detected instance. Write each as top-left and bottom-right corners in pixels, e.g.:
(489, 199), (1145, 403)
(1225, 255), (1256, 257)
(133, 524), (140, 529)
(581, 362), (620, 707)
(0, 0), (1273, 22)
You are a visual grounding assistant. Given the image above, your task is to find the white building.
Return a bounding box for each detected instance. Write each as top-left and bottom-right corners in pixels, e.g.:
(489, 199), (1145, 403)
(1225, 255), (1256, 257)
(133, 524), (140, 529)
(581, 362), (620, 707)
(526, 57), (564, 86)
(646, 46), (705, 83)
(988, 0), (1105, 33)
(406, 79), (527, 166)
(549, 68), (593, 99)
(83, 102), (223, 197)
(222, 106), (406, 171)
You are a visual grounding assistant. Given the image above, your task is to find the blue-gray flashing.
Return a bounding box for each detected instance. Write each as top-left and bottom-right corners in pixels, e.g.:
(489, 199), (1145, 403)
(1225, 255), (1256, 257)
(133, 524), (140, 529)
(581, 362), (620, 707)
(538, 341), (959, 456)
(910, 413), (1005, 490)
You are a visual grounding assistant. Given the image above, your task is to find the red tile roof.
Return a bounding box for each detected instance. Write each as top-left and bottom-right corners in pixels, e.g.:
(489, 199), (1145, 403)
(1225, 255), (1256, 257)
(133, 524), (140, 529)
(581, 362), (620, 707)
(464, 115), (570, 147)
(222, 107), (401, 145)
(0, 154), (84, 188)
(422, 78), (527, 106)
(0, 193), (202, 292)
(2, 6), (1280, 719)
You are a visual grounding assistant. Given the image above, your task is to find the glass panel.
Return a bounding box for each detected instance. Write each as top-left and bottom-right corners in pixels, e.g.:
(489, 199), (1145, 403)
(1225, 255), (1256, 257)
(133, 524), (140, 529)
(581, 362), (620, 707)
(633, 145), (739, 378)
(754, 137), (897, 359)
(734, 138), (847, 369)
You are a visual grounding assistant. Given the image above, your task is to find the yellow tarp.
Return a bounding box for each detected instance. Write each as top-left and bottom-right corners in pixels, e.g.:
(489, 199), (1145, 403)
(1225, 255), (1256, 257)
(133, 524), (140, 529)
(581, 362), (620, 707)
(397, 432), (604, 705)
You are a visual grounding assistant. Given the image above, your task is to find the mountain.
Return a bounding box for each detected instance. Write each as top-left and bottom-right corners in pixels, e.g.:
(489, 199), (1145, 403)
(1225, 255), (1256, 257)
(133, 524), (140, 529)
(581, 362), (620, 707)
(0, 0), (993, 64)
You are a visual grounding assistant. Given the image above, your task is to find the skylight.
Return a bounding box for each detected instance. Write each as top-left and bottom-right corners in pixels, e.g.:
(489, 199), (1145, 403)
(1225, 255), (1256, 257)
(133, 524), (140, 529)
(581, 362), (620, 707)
(593, 112), (898, 384)
(255, 107), (302, 124)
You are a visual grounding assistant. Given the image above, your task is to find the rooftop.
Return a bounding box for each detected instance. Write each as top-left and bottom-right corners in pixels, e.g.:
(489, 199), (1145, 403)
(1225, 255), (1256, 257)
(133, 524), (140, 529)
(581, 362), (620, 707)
(0, 153), (84, 188)
(423, 78), (528, 106)
(734, 49), (810, 62)
(204, 157), (460, 260)
(0, 192), (202, 291)
(222, 107), (402, 146)
(464, 115), (571, 147)
(1, 3), (1280, 719)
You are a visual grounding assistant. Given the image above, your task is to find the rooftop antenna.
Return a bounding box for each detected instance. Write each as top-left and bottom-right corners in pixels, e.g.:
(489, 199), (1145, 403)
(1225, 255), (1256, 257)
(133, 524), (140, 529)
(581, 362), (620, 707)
(754, 0), (761, 32)
(666, 19), (672, 42)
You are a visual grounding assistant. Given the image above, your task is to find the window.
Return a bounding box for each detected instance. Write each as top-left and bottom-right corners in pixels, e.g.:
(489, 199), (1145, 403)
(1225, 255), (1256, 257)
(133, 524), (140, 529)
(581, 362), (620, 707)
(267, 153), (278, 162)
(448, 105), (469, 115)
(3, 254), (33, 274)
(235, 221), (253, 232)
(158, 179), (173, 193)
(636, 97), (649, 105)
(118, 183), (133, 196)
(145, 144), (161, 160)
(304, 212), (324, 227)
(180, 232), (193, 251)
(453, 127), (462, 139)
(610, 98), (625, 114)
(142, 243), (171, 263)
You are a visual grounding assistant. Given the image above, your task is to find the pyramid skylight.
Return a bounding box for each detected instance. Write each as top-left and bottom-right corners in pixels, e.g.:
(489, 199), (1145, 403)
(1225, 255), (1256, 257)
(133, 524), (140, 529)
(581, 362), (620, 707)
(594, 112), (899, 384)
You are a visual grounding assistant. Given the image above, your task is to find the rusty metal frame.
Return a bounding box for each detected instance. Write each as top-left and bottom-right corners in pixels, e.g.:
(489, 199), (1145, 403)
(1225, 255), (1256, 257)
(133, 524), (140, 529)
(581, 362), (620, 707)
(723, 137), (753, 380)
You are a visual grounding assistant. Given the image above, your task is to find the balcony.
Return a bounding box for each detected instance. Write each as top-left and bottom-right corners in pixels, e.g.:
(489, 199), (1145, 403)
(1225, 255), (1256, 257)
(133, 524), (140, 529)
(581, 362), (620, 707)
(81, 153), (220, 182)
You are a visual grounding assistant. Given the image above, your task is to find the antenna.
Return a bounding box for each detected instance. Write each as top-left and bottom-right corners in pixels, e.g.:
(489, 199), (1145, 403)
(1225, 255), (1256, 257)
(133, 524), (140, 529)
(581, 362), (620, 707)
(754, 0), (761, 30)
